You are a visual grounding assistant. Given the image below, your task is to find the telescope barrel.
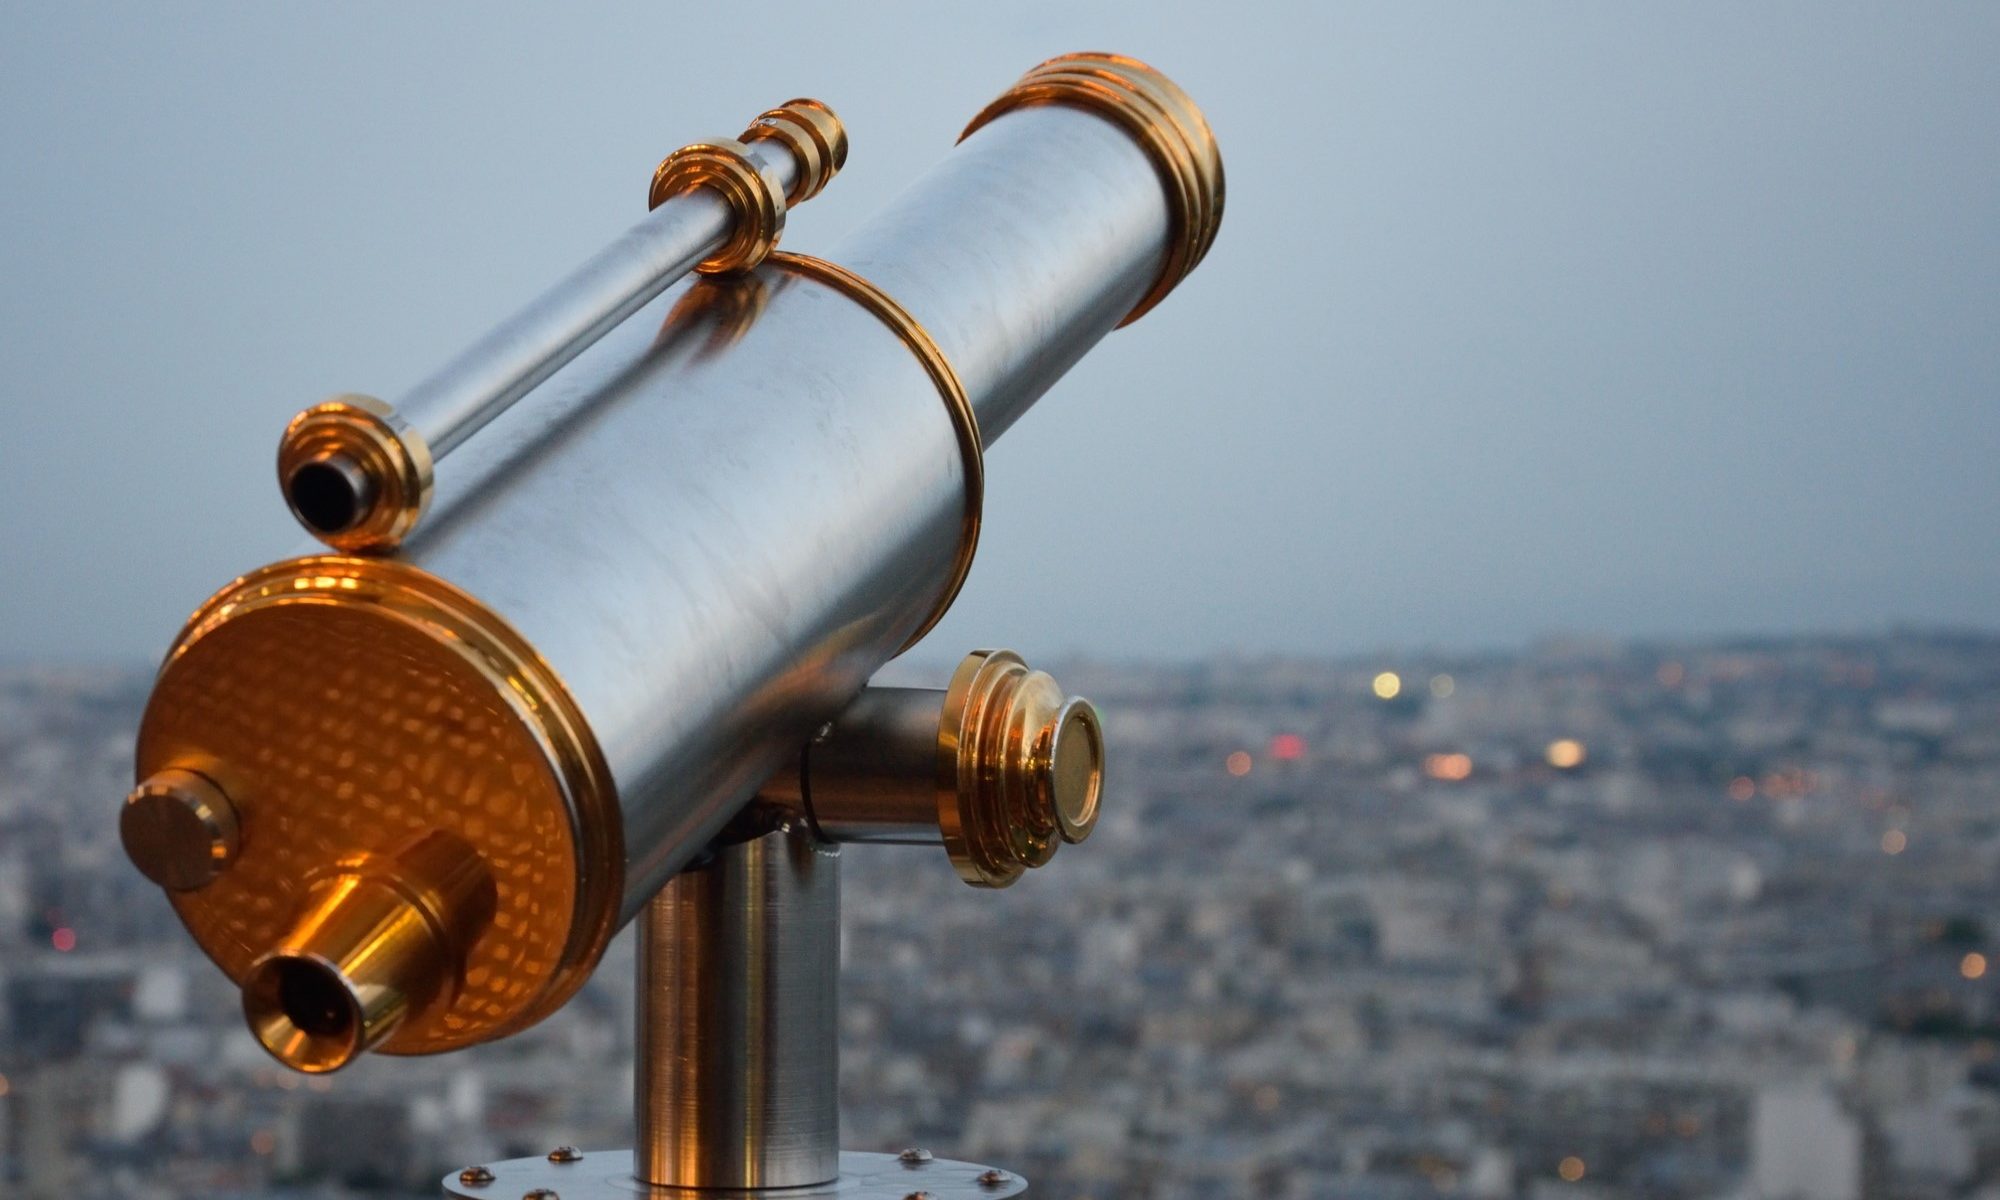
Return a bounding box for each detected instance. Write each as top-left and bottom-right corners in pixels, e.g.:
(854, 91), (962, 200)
(129, 53), (1220, 1070)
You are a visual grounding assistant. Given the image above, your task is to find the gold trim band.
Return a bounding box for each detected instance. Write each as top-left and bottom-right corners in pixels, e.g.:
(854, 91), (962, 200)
(649, 138), (784, 274)
(740, 99), (848, 206)
(961, 52), (1224, 326)
(767, 252), (982, 652)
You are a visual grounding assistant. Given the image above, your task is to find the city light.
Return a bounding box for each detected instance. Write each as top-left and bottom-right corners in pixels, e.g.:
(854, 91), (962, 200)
(1372, 671), (1401, 700)
(1270, 733), (1305, 761)
(1545, 739), (1587, 770)
(250, 1129), (277, 1156)
(0, 1072), (10, 1097)
(1424, 752), (1473, 782)
(1728, 776), (1757, 802)
(1430, 673), (1455, 698)
(1657, 661), (1686, 687)
(1558, 1155), (1587, 1182)
(1963, 953), (1988, 980)
(1881, 829), (1907, 855)
(1225, 750), (1253, 777)
(50, 927), (76, 952)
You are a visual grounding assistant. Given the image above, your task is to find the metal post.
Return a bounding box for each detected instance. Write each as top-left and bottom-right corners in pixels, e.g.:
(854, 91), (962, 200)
(635, 822), (840, 1189)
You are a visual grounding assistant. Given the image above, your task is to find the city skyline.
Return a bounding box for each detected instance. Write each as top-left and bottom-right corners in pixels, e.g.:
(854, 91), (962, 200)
(7, 629), (1999, 1198)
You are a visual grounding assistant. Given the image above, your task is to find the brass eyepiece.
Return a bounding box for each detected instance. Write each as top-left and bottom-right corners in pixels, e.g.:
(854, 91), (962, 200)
(777, 650), (1104, 888)
(243, 832), (496, 1073)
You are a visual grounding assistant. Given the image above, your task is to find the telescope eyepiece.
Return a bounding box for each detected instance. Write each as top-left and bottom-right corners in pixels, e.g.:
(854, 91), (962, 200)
(244, 955), (367, 1072)
(241, 833), (497, 1074)
(285, 453), (375, 536)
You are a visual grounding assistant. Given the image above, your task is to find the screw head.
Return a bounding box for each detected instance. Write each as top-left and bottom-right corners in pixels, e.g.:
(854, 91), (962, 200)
(977, 1169), (1012, 1187)
(546, 1146), (582, 1164)
(524, 1190), (560, 1200)
(458, 1167), (495, 1186)
(904, 1193), (935, 1200)
(897, 1147), (933, 1165)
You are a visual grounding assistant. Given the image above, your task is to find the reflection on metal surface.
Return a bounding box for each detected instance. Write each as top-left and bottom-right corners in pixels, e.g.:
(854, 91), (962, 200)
(132, 557), (620, 1058)
(635, 826), (838, 1189)
(778, 651), (1102, 887)
(962, 52), (1224, 325)
(660, 273), (770, 358)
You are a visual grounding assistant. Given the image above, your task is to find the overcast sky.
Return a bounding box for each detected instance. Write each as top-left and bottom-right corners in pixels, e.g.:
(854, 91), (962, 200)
(2, 5), (1995, 666)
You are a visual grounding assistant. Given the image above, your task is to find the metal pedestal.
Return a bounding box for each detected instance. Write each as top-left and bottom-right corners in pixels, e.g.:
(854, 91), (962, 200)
(442, 823), (1028, 1200)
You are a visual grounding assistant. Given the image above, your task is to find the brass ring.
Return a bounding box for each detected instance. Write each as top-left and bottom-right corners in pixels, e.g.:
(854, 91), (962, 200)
(740, 99), (848, 205)
(649, 138), (784, 274)
(962, 53), (1224, 325)
(277, 394), (434, 553)
(767, 252), (982, 652)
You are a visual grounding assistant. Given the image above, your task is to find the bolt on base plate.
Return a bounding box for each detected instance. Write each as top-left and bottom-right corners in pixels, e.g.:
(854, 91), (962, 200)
(443, 1150), (1026, 1200)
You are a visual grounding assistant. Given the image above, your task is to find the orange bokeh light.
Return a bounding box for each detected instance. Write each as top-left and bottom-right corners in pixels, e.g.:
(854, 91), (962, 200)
(1423, 753), (1473, 782)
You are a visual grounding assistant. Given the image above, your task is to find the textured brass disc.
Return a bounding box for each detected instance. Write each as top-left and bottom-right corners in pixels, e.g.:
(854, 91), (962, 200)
(135, 557), (620, 1055)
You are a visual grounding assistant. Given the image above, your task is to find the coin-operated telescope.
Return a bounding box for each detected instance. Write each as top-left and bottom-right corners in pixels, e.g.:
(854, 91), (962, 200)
(119, 53), (1221, 1199)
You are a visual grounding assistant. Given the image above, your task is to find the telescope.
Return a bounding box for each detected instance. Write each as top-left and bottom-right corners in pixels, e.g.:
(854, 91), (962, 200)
(118, 52), (1222, 1198)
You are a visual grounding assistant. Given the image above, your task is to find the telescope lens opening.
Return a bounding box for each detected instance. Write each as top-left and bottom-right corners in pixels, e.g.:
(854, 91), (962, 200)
(287, 457), (371, 535)
(243, 954), (365, 1073)
(279, 959), (353, 1037)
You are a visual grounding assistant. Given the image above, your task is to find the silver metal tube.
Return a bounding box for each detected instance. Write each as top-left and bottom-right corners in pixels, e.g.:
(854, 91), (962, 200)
(635, 824), (839, 1189)
(794, 686), (942, 845)
(396, 141), (797, 458)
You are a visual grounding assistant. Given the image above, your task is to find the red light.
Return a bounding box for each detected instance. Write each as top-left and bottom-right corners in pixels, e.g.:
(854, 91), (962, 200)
(1271, 734), (1306, 761)
(51, 928), (76, 953)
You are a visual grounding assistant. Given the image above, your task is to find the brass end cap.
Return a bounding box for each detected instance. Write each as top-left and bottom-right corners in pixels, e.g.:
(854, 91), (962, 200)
(277, 394), (434, 553)
(939, 650), (1105, 888)
(962, 52), (1224, 325)
(121, 767), (240, 891)
(136, 556), (622, 1060)
(242, 832), (496, 1073)
(650, 138), (785, 274)
(741, 99), (848, 205)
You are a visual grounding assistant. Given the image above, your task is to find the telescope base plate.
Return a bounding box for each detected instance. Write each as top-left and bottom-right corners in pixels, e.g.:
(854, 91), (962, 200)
(444, 1150), (1027, 1200)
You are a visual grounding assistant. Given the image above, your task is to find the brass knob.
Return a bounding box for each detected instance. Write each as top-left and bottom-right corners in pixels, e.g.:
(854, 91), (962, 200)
(939, 650), (1104, 887)
(121, 768), (240, 891)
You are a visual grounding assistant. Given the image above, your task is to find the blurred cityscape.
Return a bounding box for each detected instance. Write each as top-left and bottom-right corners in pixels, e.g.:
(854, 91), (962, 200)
(4, 630), (2000, 1200)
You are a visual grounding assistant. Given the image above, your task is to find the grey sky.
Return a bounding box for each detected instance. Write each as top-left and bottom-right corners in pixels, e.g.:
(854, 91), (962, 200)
(2, 4), (1995, 666)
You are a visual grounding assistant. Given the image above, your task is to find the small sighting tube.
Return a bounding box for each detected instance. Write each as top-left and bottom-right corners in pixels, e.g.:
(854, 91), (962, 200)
(636, 824), (838, 1189)
(395, 139), (798, 461)
(279, 100), (850, 550)
(240, 832), (496, 1073)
